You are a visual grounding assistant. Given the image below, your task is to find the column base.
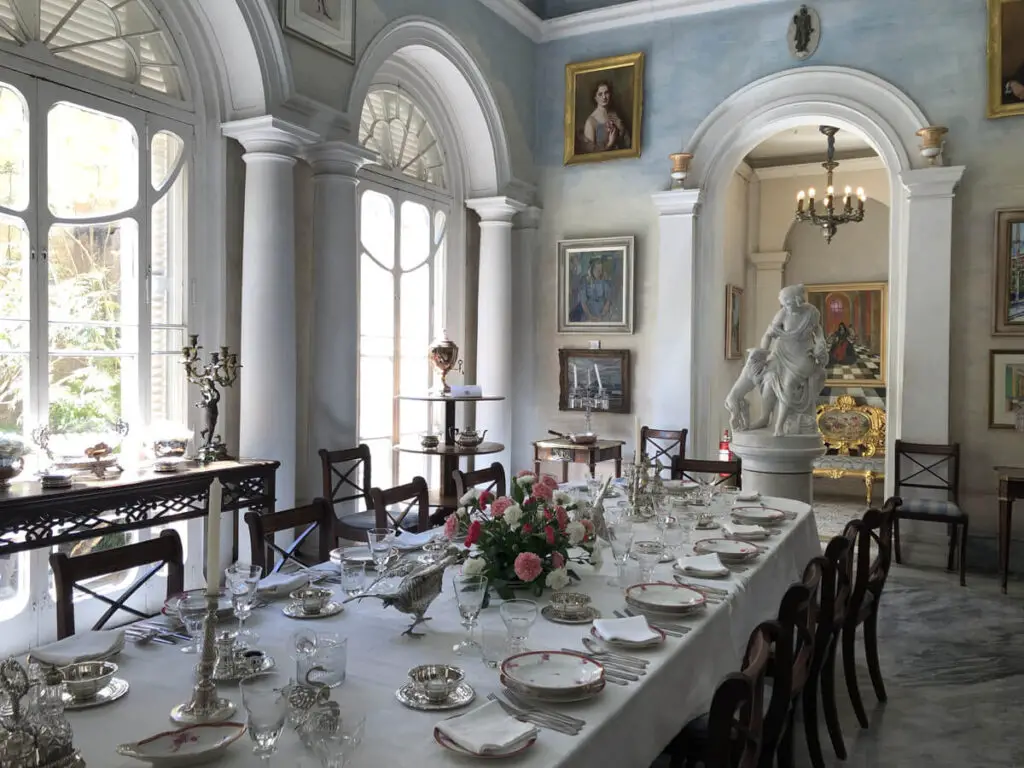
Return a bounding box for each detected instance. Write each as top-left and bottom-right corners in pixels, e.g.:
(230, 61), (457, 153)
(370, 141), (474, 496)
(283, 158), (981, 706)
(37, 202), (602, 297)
(730, 429), (825, 504)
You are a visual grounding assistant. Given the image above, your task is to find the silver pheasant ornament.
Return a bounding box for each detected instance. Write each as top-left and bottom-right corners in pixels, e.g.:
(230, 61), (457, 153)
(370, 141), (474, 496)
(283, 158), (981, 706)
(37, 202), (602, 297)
(343, 547), (467, 637)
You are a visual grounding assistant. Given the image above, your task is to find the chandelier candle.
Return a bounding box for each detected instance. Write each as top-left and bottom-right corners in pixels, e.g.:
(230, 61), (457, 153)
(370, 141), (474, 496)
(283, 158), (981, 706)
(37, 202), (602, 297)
(793, 126), (866, 244)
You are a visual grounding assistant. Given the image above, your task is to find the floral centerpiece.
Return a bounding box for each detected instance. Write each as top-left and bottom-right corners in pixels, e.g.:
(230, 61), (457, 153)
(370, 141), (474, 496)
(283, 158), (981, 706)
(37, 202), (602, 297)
(445, 471), (602, 598)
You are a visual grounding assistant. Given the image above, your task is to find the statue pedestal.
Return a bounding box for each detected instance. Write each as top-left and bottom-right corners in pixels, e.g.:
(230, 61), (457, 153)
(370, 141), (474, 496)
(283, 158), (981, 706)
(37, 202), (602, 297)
(730, 429), (825, 504)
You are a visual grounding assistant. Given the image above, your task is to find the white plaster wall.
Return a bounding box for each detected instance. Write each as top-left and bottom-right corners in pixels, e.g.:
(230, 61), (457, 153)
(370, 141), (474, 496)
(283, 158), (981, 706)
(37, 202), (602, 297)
(784, 198), (890, 286)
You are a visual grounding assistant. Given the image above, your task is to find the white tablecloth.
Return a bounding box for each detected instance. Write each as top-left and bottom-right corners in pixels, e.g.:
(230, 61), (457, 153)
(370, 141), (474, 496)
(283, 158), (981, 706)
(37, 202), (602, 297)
(58, 496), (820, 768)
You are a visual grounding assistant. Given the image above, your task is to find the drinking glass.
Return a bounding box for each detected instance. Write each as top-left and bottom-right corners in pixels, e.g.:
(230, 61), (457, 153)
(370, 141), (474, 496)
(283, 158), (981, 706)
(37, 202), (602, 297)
(606, 519), (635, 586)
(225, 562), (262, 646)
(452, 574), (488, 655)
(660, 526), (685, 559)
(366, 528), (394, 571)
(479, 623), (509, 669)
(340, 561), (366, 597)
(632, 540), (666, 582)
(295, 632), (348, 689)
(177, 593), (208, 654)
(239, 672), (289, 762)
(499, 599), (538, 654)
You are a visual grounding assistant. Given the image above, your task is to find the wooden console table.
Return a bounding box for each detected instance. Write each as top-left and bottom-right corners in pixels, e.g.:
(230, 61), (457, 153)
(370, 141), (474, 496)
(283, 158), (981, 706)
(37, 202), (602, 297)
(0, 459), (278, 561)
(997, 465), (1024, 594)
(533, 437), (625, 483)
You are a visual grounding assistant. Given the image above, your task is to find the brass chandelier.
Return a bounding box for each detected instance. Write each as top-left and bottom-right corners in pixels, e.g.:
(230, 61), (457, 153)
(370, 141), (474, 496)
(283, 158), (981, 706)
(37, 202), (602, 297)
(794, 126), (866, 244)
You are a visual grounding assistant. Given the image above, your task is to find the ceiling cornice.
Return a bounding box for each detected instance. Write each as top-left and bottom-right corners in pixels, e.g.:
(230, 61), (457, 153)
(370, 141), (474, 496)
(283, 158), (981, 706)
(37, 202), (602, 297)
(476, 0), (544, 41)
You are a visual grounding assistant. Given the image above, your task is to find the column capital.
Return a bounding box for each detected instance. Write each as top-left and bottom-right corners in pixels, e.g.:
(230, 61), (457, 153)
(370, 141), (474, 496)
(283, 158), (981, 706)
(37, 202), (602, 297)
(749, 250), (790, 271)
(466, 196), (528, 224)
(514, 205), (542, 230)
(900, 165), (966, 199)
(651, 188), (702, 216)
(221, 115), (318, 157)
(303, 141), (377, 177)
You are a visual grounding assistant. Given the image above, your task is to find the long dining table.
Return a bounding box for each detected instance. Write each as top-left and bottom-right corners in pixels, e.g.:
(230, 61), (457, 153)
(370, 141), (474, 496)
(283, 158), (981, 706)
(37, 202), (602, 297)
(59, 494), (821, 768)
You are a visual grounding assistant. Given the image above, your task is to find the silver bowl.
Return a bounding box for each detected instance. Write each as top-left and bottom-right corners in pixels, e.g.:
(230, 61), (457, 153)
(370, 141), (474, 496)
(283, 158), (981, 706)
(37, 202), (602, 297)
(290, 586), (333, 615)
(550, 592), (592, 619)
(408, 664), (465, 703)
(60, 660), (117, 699)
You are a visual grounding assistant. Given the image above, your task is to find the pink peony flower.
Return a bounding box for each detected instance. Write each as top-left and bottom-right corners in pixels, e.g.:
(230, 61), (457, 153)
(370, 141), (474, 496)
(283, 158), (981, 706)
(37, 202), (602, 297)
(491, 496), (513, 518)
(551, 552), (565, 570)
(540, 474), (559, 490)
(545, 525), (556, 545)
(556, 507), (569, 531)
(444, 514), (458, 538)
(464, 520), (482, 547)
(533, 482), (554, 501)
(514, 552), (543, 582)
(522, 523), (533, 534)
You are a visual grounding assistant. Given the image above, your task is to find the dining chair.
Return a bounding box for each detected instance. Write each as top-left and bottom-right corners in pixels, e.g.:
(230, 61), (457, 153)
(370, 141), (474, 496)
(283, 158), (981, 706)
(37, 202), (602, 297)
(452, 462), (507, 502)
(666, 621), (776, 768)
(840, 498), (898, 730)
(671, 456), (741, 489)
(892, 440), (967, 585)
(320, 445), (408, 542)
(369, 476), (431, 532)
(49, 529), (185, 640)
(244, 498), (335, 575)
(641, 426), (688, 477)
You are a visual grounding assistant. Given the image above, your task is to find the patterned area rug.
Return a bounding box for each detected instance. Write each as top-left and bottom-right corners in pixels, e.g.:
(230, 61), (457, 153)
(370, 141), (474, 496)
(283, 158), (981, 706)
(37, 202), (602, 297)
(812, 493), (868, 541)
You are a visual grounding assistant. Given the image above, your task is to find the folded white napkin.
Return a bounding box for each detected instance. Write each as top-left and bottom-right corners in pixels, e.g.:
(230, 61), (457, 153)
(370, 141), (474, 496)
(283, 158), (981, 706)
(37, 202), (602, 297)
(257, 571), (309, 596)
(392, 529), (443, 551)
(31, 630), (125, 666)
(723, 522), (767, 538)
(593, 615), (660, 643)
(677, 553), (730, 576)
(735, 490), (761, 502)
(436, 700), (537, 755)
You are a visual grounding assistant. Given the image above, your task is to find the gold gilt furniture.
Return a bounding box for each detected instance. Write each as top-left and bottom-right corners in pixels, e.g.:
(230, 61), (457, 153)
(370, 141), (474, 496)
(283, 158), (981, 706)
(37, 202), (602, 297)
(812, 395), (886, 504)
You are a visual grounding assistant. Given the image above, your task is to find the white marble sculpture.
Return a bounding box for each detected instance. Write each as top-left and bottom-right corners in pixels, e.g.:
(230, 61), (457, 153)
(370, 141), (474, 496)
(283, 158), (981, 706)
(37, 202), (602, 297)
(725, 284), (828, 437)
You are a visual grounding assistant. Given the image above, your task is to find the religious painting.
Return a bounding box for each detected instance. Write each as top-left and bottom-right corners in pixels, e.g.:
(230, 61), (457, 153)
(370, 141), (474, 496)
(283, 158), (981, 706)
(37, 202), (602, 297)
(281, 0), (354, 60)
(725, 285), (744, 360)
(558, 348), (631, 414)
(787, 5), (821, 61)
(988, 0), (1024, 118)
(989, 350), (1024, 427)
(994, 210), (1024, 334)
(563, 53), (644, 165)
(805, 282), (887, 386)
(557, 236), (634, 334)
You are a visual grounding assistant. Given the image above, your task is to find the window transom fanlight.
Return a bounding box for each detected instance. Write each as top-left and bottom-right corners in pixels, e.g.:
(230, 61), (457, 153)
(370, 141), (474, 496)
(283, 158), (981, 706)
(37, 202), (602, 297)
(0, 0), (184, 99)
(359, 89), (446, 189)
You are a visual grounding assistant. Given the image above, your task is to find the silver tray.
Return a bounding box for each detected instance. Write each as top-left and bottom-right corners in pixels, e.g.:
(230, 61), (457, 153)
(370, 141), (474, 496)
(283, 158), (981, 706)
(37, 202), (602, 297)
(283, 601), (344, 619)
(62, 677), (129, 710)
(541, 604), (601, 625)
(210, 652), (276, 682)
(395, 681), (475, 711)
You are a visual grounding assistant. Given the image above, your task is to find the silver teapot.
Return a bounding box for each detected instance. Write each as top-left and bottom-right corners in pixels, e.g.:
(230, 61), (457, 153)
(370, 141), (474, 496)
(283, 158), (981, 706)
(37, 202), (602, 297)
(449, 427), (487, 449)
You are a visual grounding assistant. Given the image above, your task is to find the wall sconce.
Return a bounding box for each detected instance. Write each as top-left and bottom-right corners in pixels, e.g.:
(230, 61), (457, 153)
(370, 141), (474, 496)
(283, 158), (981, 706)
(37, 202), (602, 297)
(915, 126), (948, 166)
(669, 152), (693, 189)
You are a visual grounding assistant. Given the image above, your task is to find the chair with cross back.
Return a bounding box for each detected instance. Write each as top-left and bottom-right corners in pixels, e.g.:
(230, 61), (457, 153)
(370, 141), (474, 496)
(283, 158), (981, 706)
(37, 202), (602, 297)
(244, 498), (335, 575)
(49, 529), (185, 640)
(641, 426), (688, 478)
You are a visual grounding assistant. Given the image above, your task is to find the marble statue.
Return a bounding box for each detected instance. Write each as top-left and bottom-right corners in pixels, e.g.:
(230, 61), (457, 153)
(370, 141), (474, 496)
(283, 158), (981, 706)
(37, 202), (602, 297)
(725, 284), (827, 437)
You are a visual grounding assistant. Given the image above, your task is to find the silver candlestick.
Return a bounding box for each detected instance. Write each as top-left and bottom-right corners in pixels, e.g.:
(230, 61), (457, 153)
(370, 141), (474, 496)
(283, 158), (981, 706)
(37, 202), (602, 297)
(170, 593), (235, 724)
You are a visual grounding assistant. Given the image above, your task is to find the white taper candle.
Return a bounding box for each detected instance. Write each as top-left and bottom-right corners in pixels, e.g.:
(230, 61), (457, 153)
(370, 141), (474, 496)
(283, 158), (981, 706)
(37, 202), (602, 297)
(205, 479), (223, 595)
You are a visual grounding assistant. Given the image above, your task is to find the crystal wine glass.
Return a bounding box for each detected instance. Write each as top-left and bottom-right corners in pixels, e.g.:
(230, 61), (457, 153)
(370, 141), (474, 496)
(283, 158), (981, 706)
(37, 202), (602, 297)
(366, 528), (394, 571)
(499, 599), (538, 654)
(452, 574), (488, 655)
(225, 562), (262, 646)
(239, 672), (289, 762)
(606, 519), (635, 587)
(632, 540), (666, 583)
(177, 593), (209, 654)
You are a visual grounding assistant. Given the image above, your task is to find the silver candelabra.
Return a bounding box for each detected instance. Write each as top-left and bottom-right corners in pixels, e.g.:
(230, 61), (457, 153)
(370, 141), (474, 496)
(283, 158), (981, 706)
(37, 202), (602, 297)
(170, 592), (235, 724)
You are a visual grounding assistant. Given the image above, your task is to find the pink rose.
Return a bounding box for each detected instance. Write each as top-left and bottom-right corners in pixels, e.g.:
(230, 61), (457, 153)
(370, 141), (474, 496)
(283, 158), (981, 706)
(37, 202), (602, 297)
(551, 552), (565, 570)
(522, 523), (533, 534)
(540, 474), (559, 490)
(444, 514), (458, 538)
(556, 507), (569, 531)
(464, 520), (482, 547)
(491, 496), (513, 518)
(533, 482), (554, 501)
(478, 490), (494, 507)
(514, 552), (543, 582)
(545, 525), (556, 545)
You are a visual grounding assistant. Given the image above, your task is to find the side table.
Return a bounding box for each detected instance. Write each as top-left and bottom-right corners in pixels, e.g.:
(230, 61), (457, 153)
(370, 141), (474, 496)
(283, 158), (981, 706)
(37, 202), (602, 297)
(533, 438), (625, 483)
(996, 465), (1024, 594)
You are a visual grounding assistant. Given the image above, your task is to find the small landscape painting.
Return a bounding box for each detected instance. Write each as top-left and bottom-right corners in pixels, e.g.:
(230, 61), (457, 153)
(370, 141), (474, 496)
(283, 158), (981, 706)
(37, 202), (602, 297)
(805, 282), (887, 386)
(994, 209), (1024, 334)
(558, 349), (631, 414)
(989, 350), (1024, 428)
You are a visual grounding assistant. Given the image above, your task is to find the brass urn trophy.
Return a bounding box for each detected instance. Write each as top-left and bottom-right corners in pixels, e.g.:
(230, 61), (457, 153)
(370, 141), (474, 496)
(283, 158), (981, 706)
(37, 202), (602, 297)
(428, 330), (464, 395)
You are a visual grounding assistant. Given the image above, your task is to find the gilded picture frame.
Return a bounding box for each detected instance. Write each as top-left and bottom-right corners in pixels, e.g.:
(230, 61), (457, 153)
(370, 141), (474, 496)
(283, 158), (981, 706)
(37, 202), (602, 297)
(988, 0), (1024, 118)
(558, 348), (632, 414)
(989, 349), (1024, 428)
(804, 282), (888, 387)
(994, 209), (1024, 334)
(725, 285), (743, 360)
(557, 236), (635, 334)
(563, 52), (644, 165)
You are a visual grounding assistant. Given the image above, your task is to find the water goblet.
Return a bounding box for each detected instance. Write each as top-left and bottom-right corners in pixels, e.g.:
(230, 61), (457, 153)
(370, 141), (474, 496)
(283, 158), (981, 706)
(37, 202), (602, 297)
(366, 528), (394, 571)
(632, 540), (665, 582)
(340, 561), (366, 597)
(660, 525), (685, 560)
(452, 574), (488, 655)
(225, 562), (262, 646)
(499, 599), (538, 654)
(479, 623), (509, 669)
(176, 593), (208, 654)
(606, 519), (635, 587)
(239, 671), (289, 762)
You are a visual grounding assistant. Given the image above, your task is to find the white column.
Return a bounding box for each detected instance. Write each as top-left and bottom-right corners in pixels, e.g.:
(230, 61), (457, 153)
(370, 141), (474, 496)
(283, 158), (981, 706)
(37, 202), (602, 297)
(466, 196), (527, 472)
(650, 189), (701, 455)
(303, 141), (376, 503)
(749, 251), (790, 338)
(222, 117), (316, 515)
(511, 206), (542, 469)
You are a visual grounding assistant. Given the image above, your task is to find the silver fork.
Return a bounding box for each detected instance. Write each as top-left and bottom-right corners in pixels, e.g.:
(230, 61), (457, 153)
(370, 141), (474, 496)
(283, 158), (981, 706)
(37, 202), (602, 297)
(124, 627), (175, 645)
(559, 649), (640, 681)
(502, 688), (586, 729)
(486, 694), (581, 735)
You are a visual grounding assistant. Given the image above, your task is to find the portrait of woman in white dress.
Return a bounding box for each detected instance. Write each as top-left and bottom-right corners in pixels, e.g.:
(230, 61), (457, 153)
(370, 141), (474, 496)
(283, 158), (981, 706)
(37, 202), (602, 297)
(564, 53), (644, 165)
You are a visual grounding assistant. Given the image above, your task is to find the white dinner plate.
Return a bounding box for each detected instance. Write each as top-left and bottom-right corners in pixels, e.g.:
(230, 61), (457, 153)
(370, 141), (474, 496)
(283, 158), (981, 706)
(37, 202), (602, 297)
(500, 674), (606, 702)
(694, 538), (759, 562)
(624, 582), (706, 613)
(731, 506), (785, 524)
(500, 651), (603, 692)
(590, 624), (666, 650)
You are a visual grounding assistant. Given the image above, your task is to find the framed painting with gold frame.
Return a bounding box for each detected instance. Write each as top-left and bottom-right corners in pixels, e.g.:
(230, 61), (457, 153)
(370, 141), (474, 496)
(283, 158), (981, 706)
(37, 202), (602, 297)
(994, 209), (1024, 334)
(725, 285), (743, 360)
(563, 52), (644, 165)
(805, 282), (888, 387)
(988, 0), (1024, 118)
(989, 349), (1024, 428)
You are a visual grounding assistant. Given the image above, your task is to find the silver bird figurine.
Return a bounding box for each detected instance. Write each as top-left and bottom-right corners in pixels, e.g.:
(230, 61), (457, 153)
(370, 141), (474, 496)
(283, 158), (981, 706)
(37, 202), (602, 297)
(343, 547), (467, 637)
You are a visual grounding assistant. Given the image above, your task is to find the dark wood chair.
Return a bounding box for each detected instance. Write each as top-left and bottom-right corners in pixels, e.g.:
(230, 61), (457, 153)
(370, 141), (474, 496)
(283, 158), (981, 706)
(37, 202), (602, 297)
(892, 440), (967, 585)
(320, 445), (416, 542)
(49, 529), (185, 640)
(667, 621), (776, 768)
(641, 426), (688, 477)
(370, 476), (431, 532)
(452, 462), (507, 502)
(803, 536), (852, 767)
(671, 456), (741, 489)
(841, 498), (898, 730)
(244, 498), (334, 575)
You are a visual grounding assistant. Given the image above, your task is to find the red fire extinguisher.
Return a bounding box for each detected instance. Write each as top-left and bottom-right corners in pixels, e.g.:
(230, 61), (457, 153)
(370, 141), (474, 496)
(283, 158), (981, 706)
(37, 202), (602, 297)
(718, 429), (734, 478)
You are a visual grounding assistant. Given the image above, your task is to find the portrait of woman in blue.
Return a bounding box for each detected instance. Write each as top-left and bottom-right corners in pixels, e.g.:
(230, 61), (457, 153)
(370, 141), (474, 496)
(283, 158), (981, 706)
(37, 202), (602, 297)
(569, 253), (621, 324)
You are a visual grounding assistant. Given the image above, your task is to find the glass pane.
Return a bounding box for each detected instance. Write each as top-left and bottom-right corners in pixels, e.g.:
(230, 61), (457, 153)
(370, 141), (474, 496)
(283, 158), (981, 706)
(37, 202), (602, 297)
(49, 528), (139, 599)
(48, 354), (126, 431)
(358, 353), (393, 440)
(48, 219), (139, 324)
(398, 397), (427, 439)
(0, 215), (30, 322)
(0, 352), (27, 433)
(360, 190), (394, 269)
(360, 253), (394, 343)
(49, 323), (126, 353)
(361, 437), (392, 493)
(0, 322), (28, 352)
(151, 130), (184, 190)
(0, 553), (22, 604)
(48, 101), (139, 218)
(432, 218), (447, 347)
(151, 169), (187, 325)
(359, 90), (446, 189)
(0, 83), (30, 210)
(151, 329), (187, 425)
(399, 201), (429, 271)
(400, 266), (430, 353)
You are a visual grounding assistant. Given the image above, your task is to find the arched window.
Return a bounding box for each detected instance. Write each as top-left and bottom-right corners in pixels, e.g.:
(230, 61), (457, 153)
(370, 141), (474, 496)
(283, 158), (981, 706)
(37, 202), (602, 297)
(357, 88), (449, 487)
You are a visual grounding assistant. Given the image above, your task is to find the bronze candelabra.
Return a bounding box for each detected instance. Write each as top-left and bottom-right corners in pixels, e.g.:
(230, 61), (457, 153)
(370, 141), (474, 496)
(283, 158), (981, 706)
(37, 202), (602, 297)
(182, 335), (241, 463)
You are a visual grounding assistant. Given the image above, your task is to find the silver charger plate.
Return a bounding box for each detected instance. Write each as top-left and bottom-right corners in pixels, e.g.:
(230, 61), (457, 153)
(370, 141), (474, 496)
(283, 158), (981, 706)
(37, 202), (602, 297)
(541, 604), (601, 625)
(395, 681), (475, 711)
(283, 601), (344, 619)
(62, 677), (129, 710)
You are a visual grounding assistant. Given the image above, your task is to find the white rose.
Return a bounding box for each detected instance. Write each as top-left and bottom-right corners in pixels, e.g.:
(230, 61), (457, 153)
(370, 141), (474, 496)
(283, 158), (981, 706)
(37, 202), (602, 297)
(517, 473), (536, 487)
(460, 489), (480, 506)
(504, 504), (523, 530)
(456, 506), (469, 519)
(553, 490), (572, 506)
(463, 557), (487, 576)
(545, 567), (570, 590)
(566, 521), (586, 546)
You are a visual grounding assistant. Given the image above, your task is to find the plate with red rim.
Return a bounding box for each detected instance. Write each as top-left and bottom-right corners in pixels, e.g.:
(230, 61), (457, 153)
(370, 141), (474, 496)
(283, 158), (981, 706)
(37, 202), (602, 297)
(730, 506), (786, 525)
(500, 674), (606, 703)
(433, 727), (537, 759)
(693, 538), (759, 562)
(624, 582), (706, 614)
(589, 623), (666, 649)
(500, 651), (604, 693)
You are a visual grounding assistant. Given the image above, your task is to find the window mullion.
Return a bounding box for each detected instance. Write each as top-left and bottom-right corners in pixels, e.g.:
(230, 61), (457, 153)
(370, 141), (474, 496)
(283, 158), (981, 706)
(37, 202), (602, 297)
(32, 78), (52, 435)
(137, 118), (153, 432)
(391, 193), (401, 487)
